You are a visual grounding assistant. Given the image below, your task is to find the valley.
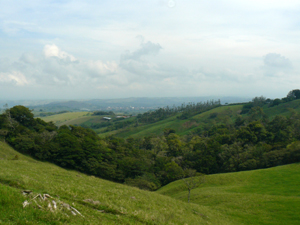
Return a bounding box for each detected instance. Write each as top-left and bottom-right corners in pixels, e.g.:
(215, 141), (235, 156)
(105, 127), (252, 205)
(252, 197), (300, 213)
(1, 92), (300, 224)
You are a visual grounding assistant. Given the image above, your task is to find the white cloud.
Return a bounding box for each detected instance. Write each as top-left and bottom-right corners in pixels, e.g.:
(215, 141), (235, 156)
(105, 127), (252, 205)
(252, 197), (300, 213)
(44, 44), (77, 62)
(85, 60), (118, 78)
(0, 71), (28, 86)
(0, 45), (119, 87)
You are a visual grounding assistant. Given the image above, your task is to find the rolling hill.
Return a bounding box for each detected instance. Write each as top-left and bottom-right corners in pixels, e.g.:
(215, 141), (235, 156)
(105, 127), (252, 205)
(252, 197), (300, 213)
(109, 104), (243, 138)
(157, 163), (300, 225)
(0, 142), (233, 225)
(1, 141), (299, 224)
(107, 99), (300, 138)
(39, 99), (300, 139)
(75, 99), (300, 138)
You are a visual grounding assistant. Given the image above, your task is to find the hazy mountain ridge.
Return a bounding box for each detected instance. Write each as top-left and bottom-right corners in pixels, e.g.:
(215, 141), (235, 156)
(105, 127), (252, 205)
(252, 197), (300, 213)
(0, 96), (251, 112)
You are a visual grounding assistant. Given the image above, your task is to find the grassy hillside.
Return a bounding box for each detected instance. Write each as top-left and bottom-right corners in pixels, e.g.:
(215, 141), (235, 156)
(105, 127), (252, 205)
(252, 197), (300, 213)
(38, 104), (243, 138)
(41, 112), (91, 126)
(104, 100), (300, 138)
(39, 99), (300, 139)
(40, 112), (119, 128)
(0, 142), (235, 225)
(263, 99), (300, 119)
(100, 105), (243, 138)
(157, 164), (300, 225)
(1, 141), (299, 224)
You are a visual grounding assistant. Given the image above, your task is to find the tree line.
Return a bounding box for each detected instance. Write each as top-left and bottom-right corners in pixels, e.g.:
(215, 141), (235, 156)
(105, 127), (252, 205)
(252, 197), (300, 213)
(241, 89), (300, 114)
(137, 99), (221, 123)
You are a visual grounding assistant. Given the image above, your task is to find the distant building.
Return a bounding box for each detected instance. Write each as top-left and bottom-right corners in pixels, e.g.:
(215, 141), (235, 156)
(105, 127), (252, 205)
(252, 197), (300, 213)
(116, 115), (130, 118)
(103, 117), (111, 120)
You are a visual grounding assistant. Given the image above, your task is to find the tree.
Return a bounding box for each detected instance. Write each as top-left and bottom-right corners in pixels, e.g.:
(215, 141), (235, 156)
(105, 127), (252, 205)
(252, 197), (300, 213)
(247, 106), (268, 123)
(166, 133), (182, 157)
(287, 89), (300, 100)
(9, 105), (35, 127)
(252, 96), (266, 107)
(235, 115), (245, 127)
(149, 136), (168, 159)
(160, 161), (184, 184)
(271, 98), (281, 107)
(163, 128), (176, 137)
(3, 107), (18, 131)
(267, 115), (292, 144)
(182, 169), (205, 203)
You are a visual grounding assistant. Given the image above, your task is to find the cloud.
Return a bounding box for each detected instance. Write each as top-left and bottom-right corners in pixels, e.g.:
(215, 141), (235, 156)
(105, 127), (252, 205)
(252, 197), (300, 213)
(0, 45), (118, 87)
(121, 41), (162, 61)
(264, 53), (292, 68)
(191, 69), (255, 86)
(0, 41), (180, 92)
(84, 60), (118, 78)
(263, 53), (292, 76)
(43, 44), (77, 62)
(20, 53), (40, 65)
(120, 37), (168, 78)
(0, 71), (28, 86)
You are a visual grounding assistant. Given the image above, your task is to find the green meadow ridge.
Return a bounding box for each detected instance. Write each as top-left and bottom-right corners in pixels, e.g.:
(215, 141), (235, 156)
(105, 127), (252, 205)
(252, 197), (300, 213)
(157, 163), (300, 225)
(0, 142), (299, 224)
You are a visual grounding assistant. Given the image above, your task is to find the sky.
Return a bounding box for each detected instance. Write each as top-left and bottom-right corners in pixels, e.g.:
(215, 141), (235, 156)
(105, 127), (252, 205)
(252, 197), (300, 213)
(0, 0), (300, 100)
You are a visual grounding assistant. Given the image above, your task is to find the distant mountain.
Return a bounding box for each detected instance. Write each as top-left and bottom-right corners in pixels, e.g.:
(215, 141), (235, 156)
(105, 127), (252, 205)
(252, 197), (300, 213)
(0, 100), (60, 108)
(14, 96), (251, 112)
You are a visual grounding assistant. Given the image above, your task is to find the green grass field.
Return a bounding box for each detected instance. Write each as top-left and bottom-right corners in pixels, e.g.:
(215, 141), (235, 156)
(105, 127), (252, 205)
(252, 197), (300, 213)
(0, 142), (235, 225)
(157, 164), (300, 225)
(40, 112), (116, 128)
(41, 112), (90, 126)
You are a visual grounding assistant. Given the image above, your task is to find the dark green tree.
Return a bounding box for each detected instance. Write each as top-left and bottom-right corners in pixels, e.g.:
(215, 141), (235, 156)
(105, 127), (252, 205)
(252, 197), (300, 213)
(287, 89), (300, 100)
(9, 105), (35, 127)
